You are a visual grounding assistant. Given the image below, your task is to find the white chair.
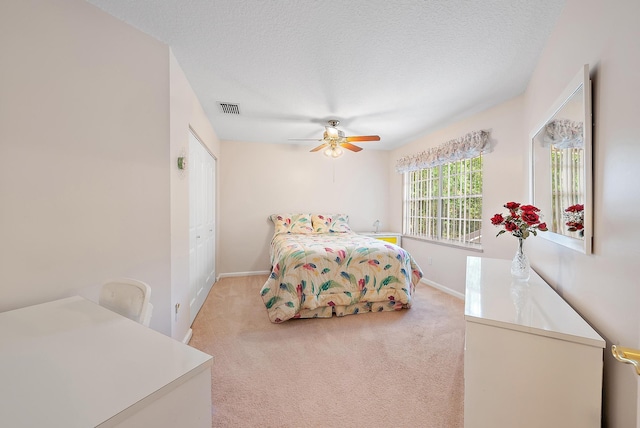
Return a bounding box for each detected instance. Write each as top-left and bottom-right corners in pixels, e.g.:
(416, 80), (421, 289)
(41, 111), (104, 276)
(99, 278), (153, 327)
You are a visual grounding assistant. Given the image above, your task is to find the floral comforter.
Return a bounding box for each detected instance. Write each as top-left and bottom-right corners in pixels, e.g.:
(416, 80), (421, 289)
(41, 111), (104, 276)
(260, 233), (423, 323)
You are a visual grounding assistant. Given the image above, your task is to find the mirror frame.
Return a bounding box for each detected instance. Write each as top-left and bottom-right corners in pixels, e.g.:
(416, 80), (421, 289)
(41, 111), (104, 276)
(529, 64), (592, 254)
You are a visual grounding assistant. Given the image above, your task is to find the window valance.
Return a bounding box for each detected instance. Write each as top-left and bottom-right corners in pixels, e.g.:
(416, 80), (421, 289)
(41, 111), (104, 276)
(395, 130), (490, 173)
(541, 119), (583, 149)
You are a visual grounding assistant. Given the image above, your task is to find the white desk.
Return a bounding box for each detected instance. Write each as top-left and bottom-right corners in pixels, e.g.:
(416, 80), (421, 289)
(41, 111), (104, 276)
(464, 256), (605, 428)
(0, 296), (213, 428)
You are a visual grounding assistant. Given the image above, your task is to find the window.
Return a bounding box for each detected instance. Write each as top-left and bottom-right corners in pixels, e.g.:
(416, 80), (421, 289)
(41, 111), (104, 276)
(403, 155), (483, 247)
(550, 146), (584, 232)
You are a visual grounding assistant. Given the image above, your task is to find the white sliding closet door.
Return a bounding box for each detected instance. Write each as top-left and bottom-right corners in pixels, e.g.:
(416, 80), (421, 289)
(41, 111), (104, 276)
(189, 131), (216, 324)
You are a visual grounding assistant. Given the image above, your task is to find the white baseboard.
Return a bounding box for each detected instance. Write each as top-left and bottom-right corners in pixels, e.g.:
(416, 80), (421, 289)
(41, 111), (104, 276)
(182, 328), (193, 344)
(420, 278), (465, 300)
(218, 270), (270, 279)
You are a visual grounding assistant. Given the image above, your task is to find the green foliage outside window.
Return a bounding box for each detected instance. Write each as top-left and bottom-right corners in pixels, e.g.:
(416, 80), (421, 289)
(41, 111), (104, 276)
(404, 156), (483, 245)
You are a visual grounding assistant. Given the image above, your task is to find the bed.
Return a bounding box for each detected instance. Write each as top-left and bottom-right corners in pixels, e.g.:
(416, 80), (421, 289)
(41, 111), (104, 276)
(260, 213), (423, 323)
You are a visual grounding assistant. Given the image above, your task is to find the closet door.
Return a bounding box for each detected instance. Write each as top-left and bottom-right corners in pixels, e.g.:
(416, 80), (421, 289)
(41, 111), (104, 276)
(189, 131), (216, 324)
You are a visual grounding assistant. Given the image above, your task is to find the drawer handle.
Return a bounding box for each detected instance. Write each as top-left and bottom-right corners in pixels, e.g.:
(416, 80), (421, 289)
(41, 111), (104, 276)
(611, 345), (640, 375)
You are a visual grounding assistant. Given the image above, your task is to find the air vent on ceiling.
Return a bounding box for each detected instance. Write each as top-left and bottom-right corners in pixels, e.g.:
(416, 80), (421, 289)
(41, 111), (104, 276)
(218, 102), (240, 115)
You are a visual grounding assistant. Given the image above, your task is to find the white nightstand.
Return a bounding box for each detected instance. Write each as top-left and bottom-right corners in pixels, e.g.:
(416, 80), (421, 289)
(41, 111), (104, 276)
(359, 232), (402, 247)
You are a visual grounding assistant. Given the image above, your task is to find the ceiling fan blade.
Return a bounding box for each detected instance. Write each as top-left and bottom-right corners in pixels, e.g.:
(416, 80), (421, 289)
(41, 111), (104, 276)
(340, 142), (363, 152)
(345, 135), (380, 142)
(310, 143), (329, 152)
(289, 138), (322, 141)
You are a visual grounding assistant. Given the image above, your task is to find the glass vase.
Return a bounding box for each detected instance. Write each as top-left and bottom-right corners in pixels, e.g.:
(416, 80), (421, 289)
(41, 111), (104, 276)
(511, 237), (530, 281)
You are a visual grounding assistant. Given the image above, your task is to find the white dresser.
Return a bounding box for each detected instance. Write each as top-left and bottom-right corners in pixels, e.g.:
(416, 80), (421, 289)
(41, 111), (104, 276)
(464, 256), (604, 428)
(0, 296), (213, 428)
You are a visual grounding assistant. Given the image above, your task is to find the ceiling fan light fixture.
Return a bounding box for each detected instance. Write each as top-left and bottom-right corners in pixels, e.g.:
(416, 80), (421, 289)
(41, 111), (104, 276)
(304, 120), (378, 156)
(324, 145), (343, 158)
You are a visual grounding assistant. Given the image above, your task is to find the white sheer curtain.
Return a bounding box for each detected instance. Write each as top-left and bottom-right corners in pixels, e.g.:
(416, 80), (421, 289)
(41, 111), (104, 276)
(395, 130), (490, 173)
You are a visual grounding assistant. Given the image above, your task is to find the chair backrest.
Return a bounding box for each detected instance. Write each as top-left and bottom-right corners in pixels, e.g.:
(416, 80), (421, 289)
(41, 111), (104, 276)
(99, 278), (152, 327)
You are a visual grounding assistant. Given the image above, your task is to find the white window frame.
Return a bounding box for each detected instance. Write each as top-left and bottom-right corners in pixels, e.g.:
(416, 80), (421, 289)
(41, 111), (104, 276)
(403, 155), (483, 248)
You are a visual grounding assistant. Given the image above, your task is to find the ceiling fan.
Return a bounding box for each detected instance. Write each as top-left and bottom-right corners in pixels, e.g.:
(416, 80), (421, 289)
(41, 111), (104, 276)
(290, 120), (380, 158)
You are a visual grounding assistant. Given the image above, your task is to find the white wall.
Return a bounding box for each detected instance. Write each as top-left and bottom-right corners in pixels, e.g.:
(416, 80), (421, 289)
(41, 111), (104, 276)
(524, 0), (640, 426)
(386, 0), (640, 425)
(169, 51), (221, 340)
(0, 0), (171, 333)
(0, 0), (217, 340)
(218, 141), (390, 274)
(389, 96), (526, 295)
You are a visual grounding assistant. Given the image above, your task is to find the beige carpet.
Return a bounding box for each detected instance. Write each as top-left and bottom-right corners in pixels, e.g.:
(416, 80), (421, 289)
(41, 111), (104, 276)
(189, 275), (465, 428)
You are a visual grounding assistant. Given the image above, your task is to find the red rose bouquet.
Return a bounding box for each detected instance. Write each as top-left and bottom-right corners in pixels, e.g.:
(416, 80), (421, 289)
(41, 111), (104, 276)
(563, 204), (584, 235)
(491, 202), (548, 239)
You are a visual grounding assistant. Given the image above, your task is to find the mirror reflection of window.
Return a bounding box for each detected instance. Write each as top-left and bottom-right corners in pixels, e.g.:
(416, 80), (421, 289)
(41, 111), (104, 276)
(536, 87), (585, 239)
(550, 145), (584, 238)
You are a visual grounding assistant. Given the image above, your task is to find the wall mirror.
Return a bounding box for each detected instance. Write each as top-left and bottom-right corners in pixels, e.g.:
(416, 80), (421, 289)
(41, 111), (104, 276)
(530, 64), (592, 253)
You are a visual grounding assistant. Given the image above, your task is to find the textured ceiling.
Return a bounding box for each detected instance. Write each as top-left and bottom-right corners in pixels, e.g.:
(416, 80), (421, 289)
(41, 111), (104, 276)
(86, 0), (565, 150)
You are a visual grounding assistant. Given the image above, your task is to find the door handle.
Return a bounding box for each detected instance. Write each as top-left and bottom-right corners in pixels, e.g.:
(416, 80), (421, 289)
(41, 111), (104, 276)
(612, 345), (640, 375)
